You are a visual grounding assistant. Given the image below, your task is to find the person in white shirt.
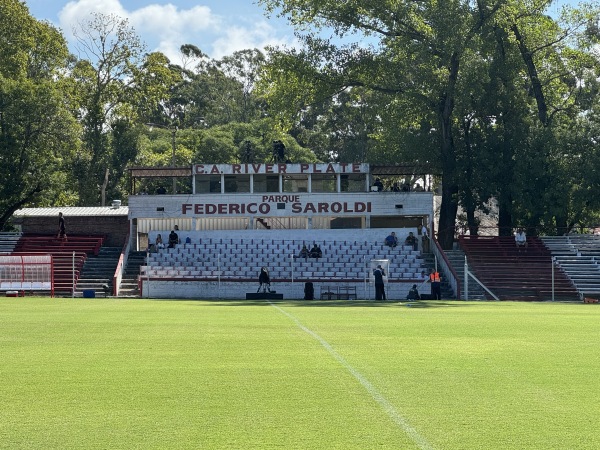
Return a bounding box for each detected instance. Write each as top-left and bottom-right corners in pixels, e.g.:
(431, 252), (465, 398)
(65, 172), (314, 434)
(417, 224), (429, 252)
(515, 228), (527, 251)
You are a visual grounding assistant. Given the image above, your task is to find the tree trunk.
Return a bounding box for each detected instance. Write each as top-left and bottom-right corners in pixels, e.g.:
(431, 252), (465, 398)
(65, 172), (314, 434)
(436, 52), (460, 250)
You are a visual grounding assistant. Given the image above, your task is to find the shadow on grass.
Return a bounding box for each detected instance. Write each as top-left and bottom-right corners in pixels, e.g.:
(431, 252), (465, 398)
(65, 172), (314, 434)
(144, 298), (473, 308)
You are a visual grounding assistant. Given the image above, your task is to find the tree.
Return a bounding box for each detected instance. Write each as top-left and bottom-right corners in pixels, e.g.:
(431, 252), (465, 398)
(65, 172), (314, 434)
(259, 0), (600, 244)
(0, 0), (80, 230)
(258, 0), (511, 248)
(70, 12), (147, 205)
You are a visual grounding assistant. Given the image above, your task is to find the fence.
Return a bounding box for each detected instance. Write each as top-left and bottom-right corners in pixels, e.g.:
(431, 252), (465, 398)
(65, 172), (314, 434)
(0, 254), (53, 296)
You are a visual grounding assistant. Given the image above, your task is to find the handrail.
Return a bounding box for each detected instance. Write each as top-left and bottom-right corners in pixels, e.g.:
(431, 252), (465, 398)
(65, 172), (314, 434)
(113, 232), (131, 297)
(431, 237), (461, 299)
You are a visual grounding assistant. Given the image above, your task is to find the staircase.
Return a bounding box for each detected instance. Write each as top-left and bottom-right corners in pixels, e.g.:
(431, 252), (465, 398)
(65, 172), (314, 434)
(445, 249), (487, 300)
(256, 218), (271, 229)
(0, 232), (21, 253)
(118, 251), (146, 297)
(421, 253), (455, 299)
(75, 247), (121, 297)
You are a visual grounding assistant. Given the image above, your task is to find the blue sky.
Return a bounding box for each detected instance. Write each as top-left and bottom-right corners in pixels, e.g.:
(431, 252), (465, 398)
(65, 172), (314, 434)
(23, 0), (297, 61)
(23, 0), (581, 62)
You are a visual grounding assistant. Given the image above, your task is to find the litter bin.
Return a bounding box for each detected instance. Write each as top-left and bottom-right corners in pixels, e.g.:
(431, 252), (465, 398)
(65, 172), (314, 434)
(83, 289), (95, 298)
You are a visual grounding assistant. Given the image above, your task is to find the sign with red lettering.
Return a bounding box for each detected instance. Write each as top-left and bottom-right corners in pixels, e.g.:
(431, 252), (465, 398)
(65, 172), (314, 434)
(193, 163), (367, 175)
(182, 201), (372, 216)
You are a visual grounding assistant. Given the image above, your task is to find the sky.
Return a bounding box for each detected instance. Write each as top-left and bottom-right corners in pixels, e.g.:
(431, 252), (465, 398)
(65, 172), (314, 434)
(23, 0), (582, 63)
(23, 0), (298, 62)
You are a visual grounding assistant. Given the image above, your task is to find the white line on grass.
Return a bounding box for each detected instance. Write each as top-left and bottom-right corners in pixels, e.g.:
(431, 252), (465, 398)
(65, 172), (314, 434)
(269, 301), (434, 450)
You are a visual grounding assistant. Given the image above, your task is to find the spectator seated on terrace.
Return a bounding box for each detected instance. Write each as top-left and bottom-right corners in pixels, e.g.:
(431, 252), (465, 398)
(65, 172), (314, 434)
(515, 228), (528, 250)
(155, 234), (165, 250)
(385, 232), (398, 248)
(298, 244), (309, 259)
(405, 232), (418, 251)
(168, 230), (179, 248)
(309, 244), (322, 259)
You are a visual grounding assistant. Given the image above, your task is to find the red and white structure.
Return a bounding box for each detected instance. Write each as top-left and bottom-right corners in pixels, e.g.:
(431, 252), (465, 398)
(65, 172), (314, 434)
(128, 163), (434, 300)
(0, 254), (53, 296)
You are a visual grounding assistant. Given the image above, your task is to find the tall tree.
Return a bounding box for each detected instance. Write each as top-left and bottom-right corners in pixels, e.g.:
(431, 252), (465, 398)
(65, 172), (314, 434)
(0, 0), (80, 230)
(259, 0), (600, 244)
(70, 12), (146, 205)
(259, 0), (508, 248)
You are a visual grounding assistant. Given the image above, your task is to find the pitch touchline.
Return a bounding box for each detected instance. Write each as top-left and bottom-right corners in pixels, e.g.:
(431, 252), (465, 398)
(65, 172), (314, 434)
(269, 302), (434, 450)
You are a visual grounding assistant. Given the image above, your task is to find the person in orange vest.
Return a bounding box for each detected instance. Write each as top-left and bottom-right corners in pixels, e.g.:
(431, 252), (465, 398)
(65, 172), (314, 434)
(429, 269), (441, 300)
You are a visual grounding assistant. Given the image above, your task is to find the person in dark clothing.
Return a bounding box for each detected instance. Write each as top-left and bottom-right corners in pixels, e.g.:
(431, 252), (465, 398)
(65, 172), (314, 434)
(298, 244), (309, 259)
(373, 265), (386, 300)
(57, 212), (67, 240)
(309, 244), (322, 259)
(385, 232), (398, 248)
(407, 284), (420, 300)
(373, 178), (384, 192)
(168, 229), (179, 248)
(257, 267), (271, 293)
(304, 282), (314, 300)
(405, 232), (418, 251)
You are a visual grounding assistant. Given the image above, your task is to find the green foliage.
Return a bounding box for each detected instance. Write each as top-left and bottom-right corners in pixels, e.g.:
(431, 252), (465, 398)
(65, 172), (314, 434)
(0, 76), (80, 228)
(258, 0), (600, 240)
(70, 12), (147, 205)
(0, 0), (80, 229)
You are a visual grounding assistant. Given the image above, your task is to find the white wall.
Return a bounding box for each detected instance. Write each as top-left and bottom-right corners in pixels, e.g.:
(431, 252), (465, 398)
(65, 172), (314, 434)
(141, 279), (422, 301)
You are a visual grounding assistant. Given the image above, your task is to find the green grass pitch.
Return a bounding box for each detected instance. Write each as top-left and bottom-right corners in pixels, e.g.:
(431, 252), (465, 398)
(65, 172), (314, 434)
(0, 298), (599, 449)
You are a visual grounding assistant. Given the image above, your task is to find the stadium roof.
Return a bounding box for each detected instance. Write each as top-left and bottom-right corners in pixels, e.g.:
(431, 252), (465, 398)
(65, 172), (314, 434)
(13, 206), (129, 217)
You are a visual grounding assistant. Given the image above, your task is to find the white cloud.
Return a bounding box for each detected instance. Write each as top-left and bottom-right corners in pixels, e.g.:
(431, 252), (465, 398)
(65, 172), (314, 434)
(58, 0), (297, 61)
(59, 0), (128, 28)
(211, 20), (298, 59)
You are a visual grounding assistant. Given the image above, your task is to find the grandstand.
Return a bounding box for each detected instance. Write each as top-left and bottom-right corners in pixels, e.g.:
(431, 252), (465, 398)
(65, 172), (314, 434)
(140, 230), (427, 299)
(541, 235), (600, 299)
(129, 163), (434, 299)
(2, 234), (105, 295)
(9, 158), (600, 302)
(458, 235), (579, 301)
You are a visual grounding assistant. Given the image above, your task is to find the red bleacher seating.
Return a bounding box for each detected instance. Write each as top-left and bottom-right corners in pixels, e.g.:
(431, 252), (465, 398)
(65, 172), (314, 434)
(459, 236), (578, 301)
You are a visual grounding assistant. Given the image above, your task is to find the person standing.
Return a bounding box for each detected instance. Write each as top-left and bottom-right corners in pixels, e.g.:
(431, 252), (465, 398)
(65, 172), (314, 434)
(417, 224), (430, 252)
(373, 265), (386, 301)
(57, 212), (67, 240)
(257, 267), (271, 293)
(429, 269), (441, 300)
(373, 178), (384, 191)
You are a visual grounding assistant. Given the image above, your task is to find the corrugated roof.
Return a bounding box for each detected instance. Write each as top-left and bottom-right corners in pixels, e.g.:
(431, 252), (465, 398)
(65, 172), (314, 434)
(13, 206), (129, 217)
